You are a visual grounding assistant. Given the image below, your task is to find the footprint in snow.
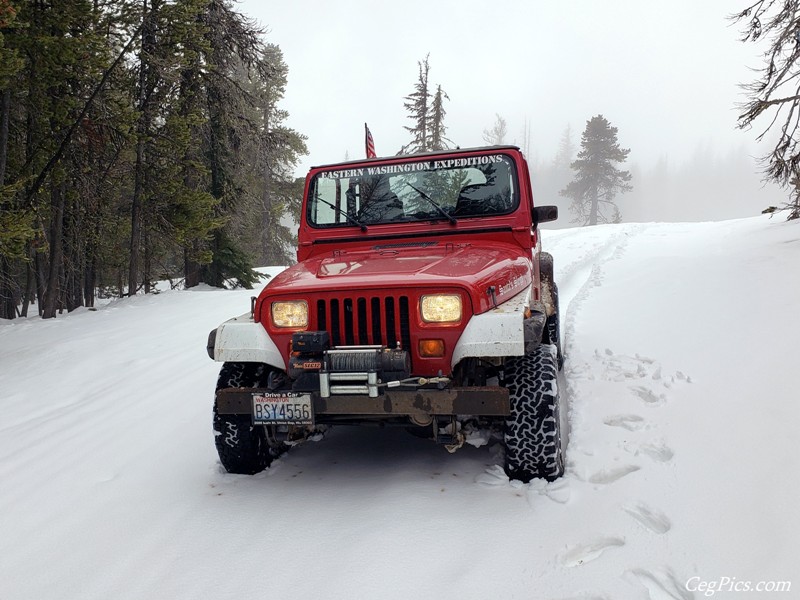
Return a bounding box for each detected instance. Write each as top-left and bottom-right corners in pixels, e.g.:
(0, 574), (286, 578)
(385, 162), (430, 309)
(623, 502), (672, 534)
(629, 385), (667, 407)
(595, 349), (656, 381)
(592, 349), (692, 388)
(639, 441), (675, 463)
(626, 568), (693, 600)
(624, 440), (674, 463)
(588, 464), (641, 484)
(561, 537), (625, 567)
(604, 414), (646, 431)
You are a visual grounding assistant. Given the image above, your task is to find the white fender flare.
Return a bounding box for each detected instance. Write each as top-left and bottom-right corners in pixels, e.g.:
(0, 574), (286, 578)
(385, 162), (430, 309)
(210, 313), (286, 371)
(450, 287), (531, 367)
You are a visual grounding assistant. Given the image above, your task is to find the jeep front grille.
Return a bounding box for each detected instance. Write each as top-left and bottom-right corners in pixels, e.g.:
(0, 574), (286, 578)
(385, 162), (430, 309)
(316, 296), (411, 350)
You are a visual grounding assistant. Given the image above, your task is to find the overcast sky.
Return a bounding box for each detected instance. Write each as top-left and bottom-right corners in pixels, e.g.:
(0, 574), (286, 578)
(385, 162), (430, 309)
(238, 0), (767, 176)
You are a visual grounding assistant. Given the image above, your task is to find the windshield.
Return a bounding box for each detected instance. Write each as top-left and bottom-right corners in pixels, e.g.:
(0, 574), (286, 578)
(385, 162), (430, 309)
(307, 153), (517, 228)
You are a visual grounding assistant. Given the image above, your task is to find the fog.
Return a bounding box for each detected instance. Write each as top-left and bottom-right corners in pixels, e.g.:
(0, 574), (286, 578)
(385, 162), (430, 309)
(239, 0), (785, 223)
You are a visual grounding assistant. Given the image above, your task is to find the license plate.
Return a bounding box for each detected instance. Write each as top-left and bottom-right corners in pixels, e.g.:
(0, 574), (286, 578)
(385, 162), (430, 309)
(252, 392), (313, 425)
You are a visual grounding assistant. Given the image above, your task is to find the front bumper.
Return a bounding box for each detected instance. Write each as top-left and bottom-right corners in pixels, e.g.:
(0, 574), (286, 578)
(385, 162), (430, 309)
(216, 386), (510, 419)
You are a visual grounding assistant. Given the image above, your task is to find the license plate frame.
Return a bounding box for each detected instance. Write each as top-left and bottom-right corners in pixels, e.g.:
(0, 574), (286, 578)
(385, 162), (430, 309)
(252, 392), (314, 426)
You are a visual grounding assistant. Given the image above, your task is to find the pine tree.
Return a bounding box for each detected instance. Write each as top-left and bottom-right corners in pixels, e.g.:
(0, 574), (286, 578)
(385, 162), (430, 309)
(0, 0), (26, 318)
(429, 85), (451, 151)
(560, 115), (632, 226)
(232, 43), (307, 268)
(196, 0), (304, 288)
(734, 2), (800, 219)
(401, 54), (431, 154)
(401, 55), (450, 154)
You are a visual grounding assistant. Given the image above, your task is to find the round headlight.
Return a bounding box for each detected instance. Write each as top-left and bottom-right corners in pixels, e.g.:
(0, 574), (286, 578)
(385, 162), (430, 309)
(420, 294), (462, 323)
(271, 300), (308, 328)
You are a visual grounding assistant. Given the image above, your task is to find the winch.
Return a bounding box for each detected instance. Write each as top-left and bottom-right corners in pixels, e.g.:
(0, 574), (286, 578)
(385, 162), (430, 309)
(288, 331), (411, 397)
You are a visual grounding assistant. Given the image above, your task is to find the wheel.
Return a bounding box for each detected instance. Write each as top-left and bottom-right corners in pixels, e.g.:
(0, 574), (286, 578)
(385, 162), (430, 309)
(503, 344), (564, 482)
(213, 362), (288, 475)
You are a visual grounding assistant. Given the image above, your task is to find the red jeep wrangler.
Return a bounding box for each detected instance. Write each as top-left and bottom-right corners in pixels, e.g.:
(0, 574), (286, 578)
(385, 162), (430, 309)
(207, 145), (564, 482)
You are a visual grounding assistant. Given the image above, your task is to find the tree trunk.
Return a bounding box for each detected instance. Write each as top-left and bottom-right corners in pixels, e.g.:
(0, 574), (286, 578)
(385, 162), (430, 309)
(143, 215), (151, 294)
(65, 193), (83, 312)
(203, 80), (225, 288)
(84, 242), (96, 308)
(184, 247), (200, 288)
(589, 187), (599, 226)
(129, 0), (153, 297)
(129, 123), (145, 297)
(0, 258), (16, 319)
(34, 247), (46, 316)
(0, 88), (10, 184)
(21, 256), (35, 318)
(0, 89), (13, 319)
(42, 181), (65, 319)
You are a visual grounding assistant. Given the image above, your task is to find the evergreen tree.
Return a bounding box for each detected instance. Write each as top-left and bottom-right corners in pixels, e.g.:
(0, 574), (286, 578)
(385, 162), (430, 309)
(429, 84), (451, 151)
(232, 43), (307, 268)
(0, 1), (26, 318)
(560, 115), (632, 226)
(734, 2), (800, 219)
(196, 1), (305, 288)
(401, 54), (431, 154)
(401, 54), (450, 154)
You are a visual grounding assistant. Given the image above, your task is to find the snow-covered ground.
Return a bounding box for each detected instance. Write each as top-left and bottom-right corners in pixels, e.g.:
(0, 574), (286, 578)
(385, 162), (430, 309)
(1, 216), (798, 600)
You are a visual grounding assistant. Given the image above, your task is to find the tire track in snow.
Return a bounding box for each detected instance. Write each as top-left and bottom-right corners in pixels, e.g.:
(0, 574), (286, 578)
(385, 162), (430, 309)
(544, 225), (644, 477)
(551, 224), (646, 356)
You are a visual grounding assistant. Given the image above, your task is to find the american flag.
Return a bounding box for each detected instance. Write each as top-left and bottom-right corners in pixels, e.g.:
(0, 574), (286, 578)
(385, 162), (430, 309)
(365, 123), (376, 158)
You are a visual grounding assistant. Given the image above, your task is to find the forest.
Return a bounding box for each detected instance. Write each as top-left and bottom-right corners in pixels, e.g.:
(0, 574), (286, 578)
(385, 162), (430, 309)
(0, 0), (306, 319)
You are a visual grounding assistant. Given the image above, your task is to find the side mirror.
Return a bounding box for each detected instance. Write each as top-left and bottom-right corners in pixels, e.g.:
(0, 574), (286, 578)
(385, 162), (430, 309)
(534, 205), (558, 224)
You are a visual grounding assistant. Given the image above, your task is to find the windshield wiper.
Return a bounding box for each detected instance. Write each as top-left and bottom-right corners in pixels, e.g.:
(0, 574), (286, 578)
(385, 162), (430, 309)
(314, 194), (368, 231)
(405, 183), (457, 225)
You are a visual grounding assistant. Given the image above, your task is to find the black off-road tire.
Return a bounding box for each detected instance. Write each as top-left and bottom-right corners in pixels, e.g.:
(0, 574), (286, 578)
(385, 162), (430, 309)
(503, 344), (564, 482)
(213, 362), (287, 475)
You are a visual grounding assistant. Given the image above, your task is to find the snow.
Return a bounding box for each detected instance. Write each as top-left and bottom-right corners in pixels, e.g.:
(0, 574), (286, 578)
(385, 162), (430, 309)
(1, 217), (798, 599)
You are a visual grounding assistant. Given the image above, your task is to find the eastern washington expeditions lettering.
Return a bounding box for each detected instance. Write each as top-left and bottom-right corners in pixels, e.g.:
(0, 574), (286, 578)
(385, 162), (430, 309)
(318, 154), (505, 179)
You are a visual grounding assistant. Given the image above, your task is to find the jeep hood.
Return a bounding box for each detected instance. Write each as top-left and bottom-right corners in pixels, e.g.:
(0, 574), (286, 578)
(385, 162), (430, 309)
(264, 242), (533, 315)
